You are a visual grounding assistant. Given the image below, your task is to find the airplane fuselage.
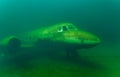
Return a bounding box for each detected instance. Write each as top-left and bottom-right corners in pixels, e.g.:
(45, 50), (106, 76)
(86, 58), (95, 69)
(0, 23), (101, 59)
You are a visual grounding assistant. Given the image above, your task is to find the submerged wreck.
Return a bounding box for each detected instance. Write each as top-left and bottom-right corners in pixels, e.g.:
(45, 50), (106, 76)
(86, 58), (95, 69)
(0, 23), (100, 62)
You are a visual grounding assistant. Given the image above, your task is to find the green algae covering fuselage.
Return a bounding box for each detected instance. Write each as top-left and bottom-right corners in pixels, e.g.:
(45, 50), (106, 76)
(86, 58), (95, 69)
(0, 23), (101, 58)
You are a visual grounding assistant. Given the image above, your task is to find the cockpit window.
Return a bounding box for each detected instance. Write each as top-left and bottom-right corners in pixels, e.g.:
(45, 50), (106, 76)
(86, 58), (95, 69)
(57, 26), (68, 32)
(57, 25), (76, 32)
(62, 26), (68, 31)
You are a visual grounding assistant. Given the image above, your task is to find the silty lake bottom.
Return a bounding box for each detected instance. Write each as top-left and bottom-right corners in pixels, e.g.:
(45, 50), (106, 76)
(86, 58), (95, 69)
(0, 38), (119, 77)
(0, 0), (120, 77)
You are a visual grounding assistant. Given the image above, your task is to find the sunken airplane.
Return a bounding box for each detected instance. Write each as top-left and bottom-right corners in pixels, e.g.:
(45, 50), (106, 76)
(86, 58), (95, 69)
(0, 23), (100, 59)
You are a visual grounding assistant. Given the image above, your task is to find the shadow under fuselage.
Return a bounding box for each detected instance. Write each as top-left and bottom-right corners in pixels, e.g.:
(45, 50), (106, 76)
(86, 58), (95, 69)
(1, 39), (102, 69)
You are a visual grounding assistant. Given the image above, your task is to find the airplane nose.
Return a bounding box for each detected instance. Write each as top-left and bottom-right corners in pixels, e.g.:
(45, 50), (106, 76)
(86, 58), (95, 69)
(83, 38), (100, 45)
(63, 30), (101, 45)
(77, 32), (101, 45)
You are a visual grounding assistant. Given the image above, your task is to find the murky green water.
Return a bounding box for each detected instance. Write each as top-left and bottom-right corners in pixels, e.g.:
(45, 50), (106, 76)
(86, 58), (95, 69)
(0, 0), (120, 77)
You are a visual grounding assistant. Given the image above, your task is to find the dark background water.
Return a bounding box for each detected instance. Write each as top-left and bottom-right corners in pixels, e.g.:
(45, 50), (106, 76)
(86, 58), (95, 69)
(0, 0), (120, 77)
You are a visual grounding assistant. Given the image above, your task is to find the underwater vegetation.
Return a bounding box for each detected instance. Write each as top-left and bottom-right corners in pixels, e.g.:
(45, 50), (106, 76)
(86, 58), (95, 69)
(0, 23), (102, 77)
